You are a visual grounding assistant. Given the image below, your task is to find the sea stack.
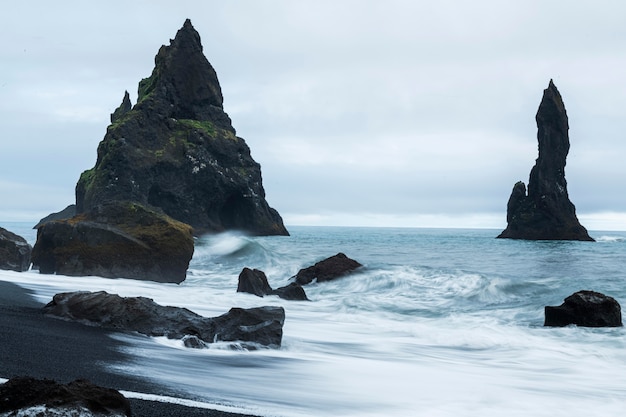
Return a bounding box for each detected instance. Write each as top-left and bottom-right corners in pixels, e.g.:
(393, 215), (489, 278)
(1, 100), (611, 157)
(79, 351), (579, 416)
(497, 80), (593, 241)
(75, 19), (288, 236)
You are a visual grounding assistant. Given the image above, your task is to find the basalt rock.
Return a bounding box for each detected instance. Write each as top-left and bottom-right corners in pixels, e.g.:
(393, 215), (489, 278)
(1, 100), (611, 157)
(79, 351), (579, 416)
(31, 201), (194, 283)
(33, 204), (76, 229)
(237, 267), (273, 297)
(110, 90), (131, 123)
(44, 290), (285, 348)
(544, 290), (622, 327)
(497, 80), (593, 241)
(0, 227), (31, 272)
(75, 19), (288, 236)
(0, 377), (131, 417)
(237, 267), (308, 301)
(294, 253), (363, 285)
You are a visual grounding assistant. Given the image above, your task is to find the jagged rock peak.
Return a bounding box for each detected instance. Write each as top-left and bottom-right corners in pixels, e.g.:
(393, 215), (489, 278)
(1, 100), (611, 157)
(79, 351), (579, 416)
(110, 90), (131, 123)
(136, 18), (224, 120)
(497, 80), (593, 241)
(74, 20), (288, 236)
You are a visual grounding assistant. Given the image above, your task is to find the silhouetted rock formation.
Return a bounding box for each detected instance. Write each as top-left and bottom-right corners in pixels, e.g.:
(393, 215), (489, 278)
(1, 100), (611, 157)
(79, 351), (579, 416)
(110, 90), (131, 123)
(544, 290), (622, 327)
(32, 202), (194, 283)
(0, 227), (31, 272)
(75, 19), (287, 236)
(294, 253), (362, 285)
(44, 290), (285, 348)
(498, 80), (593, 241)
(238, 267), (308, 301)
(33, 204), (76, 229)
(0, 377), (131, 416)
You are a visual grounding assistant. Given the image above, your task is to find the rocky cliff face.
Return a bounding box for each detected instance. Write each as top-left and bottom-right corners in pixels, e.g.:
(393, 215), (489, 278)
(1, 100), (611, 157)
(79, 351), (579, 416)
(497, 80), (593, 241)
(32, 201), (194, 283)
(76, 19), (288, 236)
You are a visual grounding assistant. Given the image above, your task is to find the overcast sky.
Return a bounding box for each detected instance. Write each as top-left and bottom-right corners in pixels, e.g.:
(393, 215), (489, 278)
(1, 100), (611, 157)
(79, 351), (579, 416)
(1, 1), (626, 230)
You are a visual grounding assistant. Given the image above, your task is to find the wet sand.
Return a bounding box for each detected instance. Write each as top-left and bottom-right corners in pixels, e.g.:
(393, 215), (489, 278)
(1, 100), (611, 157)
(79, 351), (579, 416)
(0, 280), (257, 417)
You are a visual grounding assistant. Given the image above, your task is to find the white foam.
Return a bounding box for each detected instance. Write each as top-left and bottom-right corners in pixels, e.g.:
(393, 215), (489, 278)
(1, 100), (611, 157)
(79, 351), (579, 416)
(3, 227), (626, 417)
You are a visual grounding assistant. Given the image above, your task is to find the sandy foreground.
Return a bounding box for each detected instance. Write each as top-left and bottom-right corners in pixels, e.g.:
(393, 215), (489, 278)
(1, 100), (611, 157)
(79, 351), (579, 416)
(0, 280), (260, 417)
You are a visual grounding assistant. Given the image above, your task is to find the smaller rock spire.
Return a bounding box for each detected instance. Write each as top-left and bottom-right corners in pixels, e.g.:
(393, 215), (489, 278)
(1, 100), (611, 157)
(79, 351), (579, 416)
(497, 80), (592, 241)
(110, 90), (132, 123)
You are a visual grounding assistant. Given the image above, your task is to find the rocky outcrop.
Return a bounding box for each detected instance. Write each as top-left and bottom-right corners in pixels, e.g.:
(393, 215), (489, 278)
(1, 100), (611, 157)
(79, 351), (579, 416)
(272, 282), (309, 301)
(237, 267), (308, 301)
(0, 377), (131, 416)
(110, 90), (131, 123)
(544, 290), (622, 327)
(44, 290), (285, 348)
(237, 267), (273, 296)
(497, 80), (593, 241)
(31, 201), (194, 283)
(75, 19), (287, 236)
(0, 227), (31, 272)
(294, 253), (363, 285)
(33, 204), (76, 229)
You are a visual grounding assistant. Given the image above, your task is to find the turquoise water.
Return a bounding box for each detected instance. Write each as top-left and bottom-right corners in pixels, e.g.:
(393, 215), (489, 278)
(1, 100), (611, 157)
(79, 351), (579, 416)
(2, 223), (626, 416)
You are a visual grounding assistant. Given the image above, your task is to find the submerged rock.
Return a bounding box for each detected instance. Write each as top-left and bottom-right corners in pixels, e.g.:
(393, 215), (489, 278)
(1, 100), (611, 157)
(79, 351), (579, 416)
(44, 290), (285, 348)
(272, 282), (309, 301)
(0, 377), (131, 417)
(0, 227), (31, 272)
(31, 201), (194, 283)
(544, 290), (622, 327)
(294, 253), (363, 285)
(497, 80), (593, 241)
(74, 19), (288, 236)
(237, 267), (309, 301)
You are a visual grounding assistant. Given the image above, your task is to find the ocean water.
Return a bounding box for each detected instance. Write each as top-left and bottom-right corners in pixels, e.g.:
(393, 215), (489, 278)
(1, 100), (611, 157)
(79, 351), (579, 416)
(2, 224), (626, 416)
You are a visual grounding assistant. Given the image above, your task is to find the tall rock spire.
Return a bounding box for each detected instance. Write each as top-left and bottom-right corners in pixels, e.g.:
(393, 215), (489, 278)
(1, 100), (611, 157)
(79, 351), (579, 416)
(497, 80), (593, 241)
(75, 19), (288, 236)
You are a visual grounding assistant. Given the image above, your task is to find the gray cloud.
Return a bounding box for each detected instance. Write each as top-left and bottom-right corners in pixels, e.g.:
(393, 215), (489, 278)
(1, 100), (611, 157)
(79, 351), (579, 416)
(1, 1), (625, 230)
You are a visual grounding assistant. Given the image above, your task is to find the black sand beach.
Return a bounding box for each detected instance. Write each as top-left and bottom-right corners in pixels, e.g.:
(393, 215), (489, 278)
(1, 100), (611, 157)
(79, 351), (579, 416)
(0, 280), (257, 417)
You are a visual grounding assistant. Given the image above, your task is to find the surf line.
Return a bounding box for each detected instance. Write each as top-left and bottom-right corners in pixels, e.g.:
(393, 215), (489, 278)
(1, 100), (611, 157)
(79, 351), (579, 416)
(0, 377), (266, 416)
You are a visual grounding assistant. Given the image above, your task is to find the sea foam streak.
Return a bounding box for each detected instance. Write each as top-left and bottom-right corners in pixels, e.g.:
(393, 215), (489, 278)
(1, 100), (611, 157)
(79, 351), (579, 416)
(2, 226), (626, 416)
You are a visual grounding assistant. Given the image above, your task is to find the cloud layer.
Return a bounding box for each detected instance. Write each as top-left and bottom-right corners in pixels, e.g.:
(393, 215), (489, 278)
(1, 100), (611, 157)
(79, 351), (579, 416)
(2, 1), (625, 230)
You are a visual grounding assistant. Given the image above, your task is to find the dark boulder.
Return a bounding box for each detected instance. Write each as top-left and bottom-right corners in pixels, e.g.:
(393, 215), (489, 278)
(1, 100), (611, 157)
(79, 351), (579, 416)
(75, 19), (288, 236)
(544, 290), (622, 327)
(294, 253), (363, 285)
(31, 201), (194, 283)
(33, 204), (76, 229)
(497, 80), (593, 241)
(44, 290), (285, 348)
(0, 227), (31, 272)
(0, 377), (131, 416)
(272, 282), (309, 301)
(237, 267), (308, 301)
(237, 267), (273, 297)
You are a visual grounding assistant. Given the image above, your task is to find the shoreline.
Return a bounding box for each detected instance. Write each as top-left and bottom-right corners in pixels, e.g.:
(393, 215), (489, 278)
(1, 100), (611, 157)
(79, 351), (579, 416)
(0, 280), (260, 417)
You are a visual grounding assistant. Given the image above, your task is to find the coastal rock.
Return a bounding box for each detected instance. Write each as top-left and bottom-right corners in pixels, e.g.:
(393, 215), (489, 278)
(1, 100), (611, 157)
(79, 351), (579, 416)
(0, 377), (131, 416)
(237, 267), (273, 297)
(272, 282), (309, 301)
(31, 201), (194, 283)
(110, 90), (131, 123)
(0, 227), (31, 272)
(544, 290), (622, 327)
(497, 80), (593, 241)
(294, 253), (363, 285)
(237, 267), (309, 301)
(44, 290), (285, 347)
(33, 204), (76, 229)
(75, 19), (288, 236)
